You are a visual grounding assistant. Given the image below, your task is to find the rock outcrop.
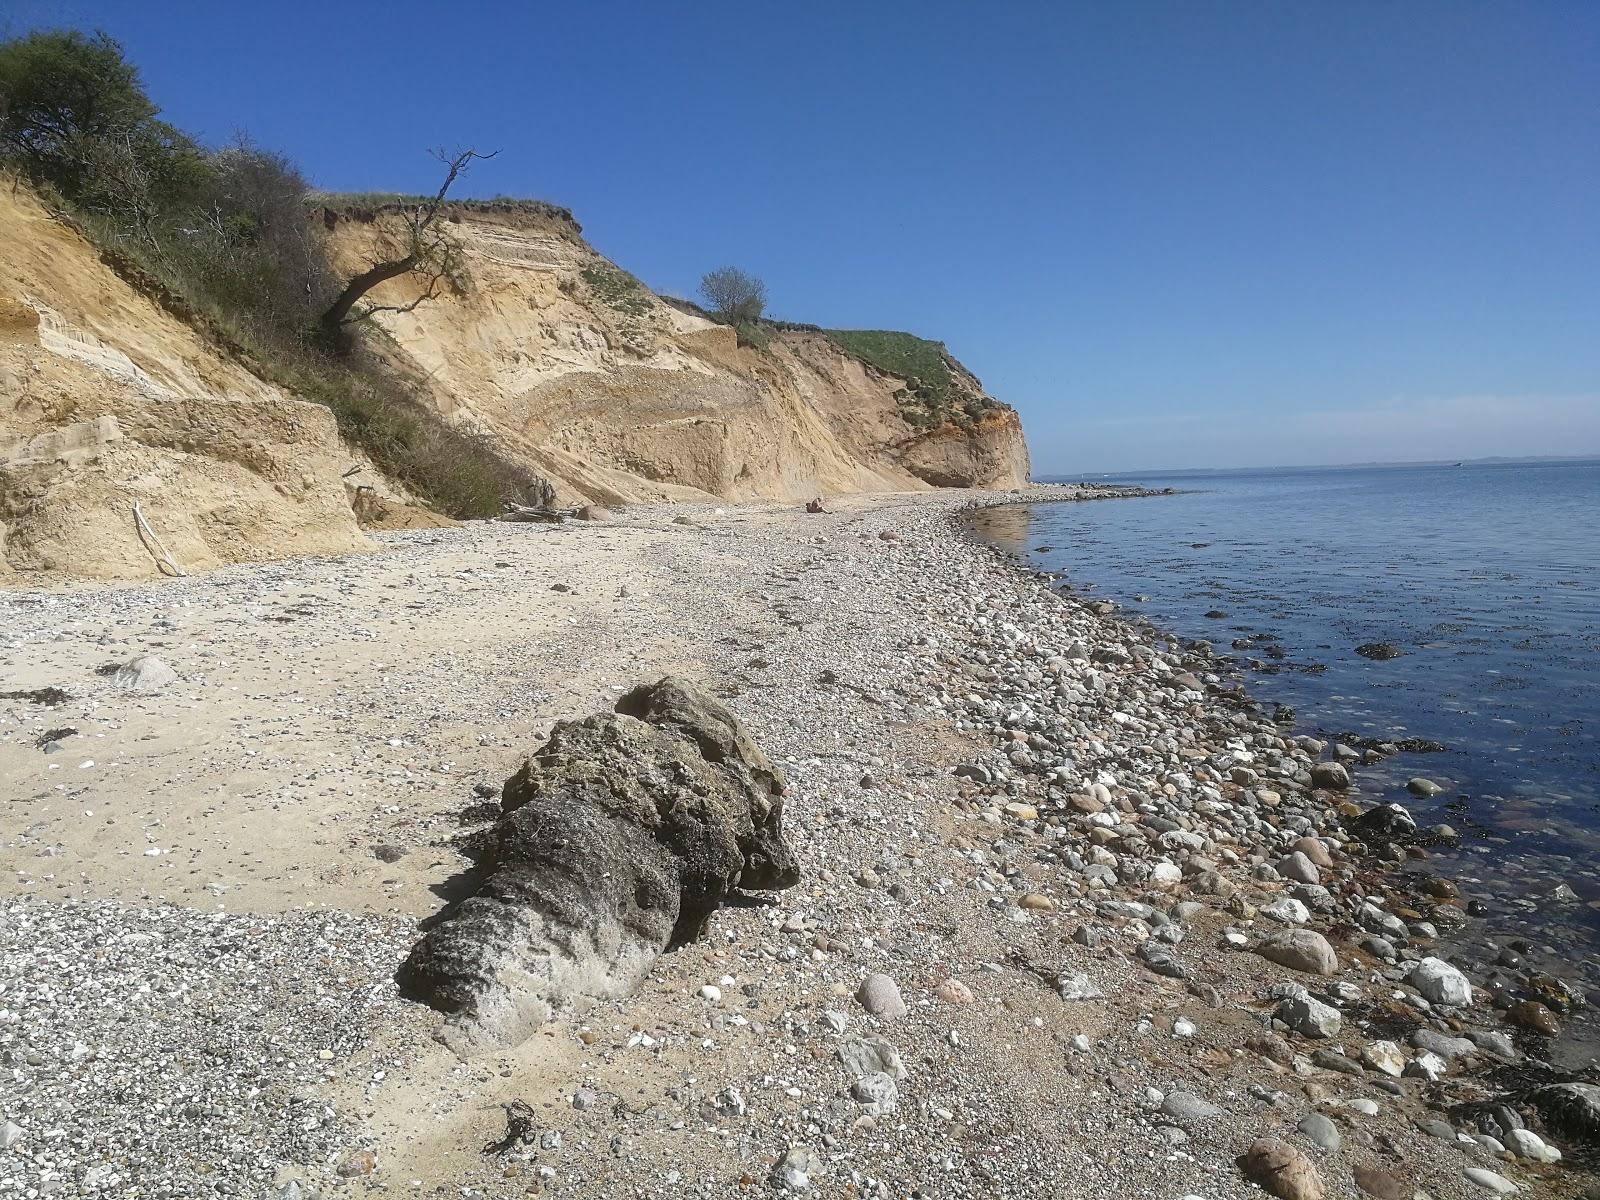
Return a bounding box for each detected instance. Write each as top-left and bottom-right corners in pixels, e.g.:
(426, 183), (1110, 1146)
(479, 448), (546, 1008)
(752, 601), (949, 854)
(1526, 1083), (1600, 1143)
(320, 202), (1030, 504)
(399, 678), (799, 1053)
(0, 182), (376, 580)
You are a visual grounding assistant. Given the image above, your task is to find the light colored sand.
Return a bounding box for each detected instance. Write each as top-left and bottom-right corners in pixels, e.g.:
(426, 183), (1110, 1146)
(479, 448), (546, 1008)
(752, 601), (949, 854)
(1, 504), (796, 915)
(0, 490), (1566, 1200)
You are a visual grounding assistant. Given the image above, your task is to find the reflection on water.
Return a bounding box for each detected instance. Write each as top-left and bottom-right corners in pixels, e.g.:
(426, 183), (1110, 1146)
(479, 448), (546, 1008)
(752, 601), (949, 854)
(964, 504), (1034, 553)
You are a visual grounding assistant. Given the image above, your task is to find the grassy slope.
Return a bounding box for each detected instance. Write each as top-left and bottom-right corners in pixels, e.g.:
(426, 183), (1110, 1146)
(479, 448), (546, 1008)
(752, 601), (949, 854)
(818, 328), (1005, 430)
(821, 329), (955, 404)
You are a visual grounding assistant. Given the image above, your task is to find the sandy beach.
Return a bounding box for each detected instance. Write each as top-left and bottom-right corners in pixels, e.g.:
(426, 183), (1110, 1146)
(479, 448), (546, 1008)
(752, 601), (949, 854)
(0, 488), (1591, 1199)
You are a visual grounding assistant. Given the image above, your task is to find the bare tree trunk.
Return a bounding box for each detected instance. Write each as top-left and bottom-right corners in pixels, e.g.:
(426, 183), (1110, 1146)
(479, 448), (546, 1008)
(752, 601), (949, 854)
(318, 253), (420, 337)
(316, 147), (496, 347)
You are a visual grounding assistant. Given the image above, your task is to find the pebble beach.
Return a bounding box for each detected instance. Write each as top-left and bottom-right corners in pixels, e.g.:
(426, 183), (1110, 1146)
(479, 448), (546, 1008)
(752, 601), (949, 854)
(1, 487), (1594, 1199)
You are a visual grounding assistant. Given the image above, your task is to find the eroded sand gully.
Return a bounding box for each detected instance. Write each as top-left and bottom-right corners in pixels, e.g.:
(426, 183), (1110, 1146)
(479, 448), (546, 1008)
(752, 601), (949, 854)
(0, 490), (1590, 1199)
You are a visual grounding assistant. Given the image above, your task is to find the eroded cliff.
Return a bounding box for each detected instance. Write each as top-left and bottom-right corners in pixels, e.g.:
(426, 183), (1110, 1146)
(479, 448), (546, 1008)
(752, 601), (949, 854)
(1, 183), (1030, 580)
(0, 183), (376, 580)
(320, 203), (1030, 506)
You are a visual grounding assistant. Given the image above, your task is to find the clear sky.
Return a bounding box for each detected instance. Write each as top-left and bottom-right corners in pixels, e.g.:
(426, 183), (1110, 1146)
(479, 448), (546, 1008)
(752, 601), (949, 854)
(10, 0), (1599, 473)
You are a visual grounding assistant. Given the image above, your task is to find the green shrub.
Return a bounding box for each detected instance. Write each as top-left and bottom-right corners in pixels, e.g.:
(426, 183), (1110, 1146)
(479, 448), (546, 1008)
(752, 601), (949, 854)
(0, 29), (209, 232)
(579, 265), (651, 316)
(0, 28), (526, 520)
(1, 29), (156, 184)
(734, 321), (771, 350)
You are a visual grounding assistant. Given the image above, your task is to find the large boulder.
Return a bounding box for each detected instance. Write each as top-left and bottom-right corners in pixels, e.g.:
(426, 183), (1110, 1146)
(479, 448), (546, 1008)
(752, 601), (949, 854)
(1309, 762), (1351, 790)
(1257, 929), (1339, 976)
(1277, 993), (1342, 1038)
(1408, 956), (1473, 1006)
(398, 678), (799, 1053)
(1351, 803), (1418, 841)
(1526, 1083), (1600, 1144)
(1241, 1137), (1324, 1200)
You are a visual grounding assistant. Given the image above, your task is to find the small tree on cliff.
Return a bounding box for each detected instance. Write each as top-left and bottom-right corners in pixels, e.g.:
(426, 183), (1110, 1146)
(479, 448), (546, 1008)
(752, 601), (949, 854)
(0, 29), (155, 182)
(0, 29), (208, 239)
(698, 266), (766, 326)
(318, 146), (496, 343)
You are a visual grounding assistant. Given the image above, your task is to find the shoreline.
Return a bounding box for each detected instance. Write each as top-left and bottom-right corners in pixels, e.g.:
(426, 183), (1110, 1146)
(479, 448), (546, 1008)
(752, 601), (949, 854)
(969, 490), (1600, 1070)
(0, 490), (1592, 1198)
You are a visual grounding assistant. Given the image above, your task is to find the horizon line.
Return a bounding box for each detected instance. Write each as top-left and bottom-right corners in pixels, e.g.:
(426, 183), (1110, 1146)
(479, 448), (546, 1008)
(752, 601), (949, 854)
(1036, 452), (1600, 478)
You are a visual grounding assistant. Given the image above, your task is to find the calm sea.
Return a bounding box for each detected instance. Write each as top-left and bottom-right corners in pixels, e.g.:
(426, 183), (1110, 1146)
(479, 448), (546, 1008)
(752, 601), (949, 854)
(971, 459), (1600, 988)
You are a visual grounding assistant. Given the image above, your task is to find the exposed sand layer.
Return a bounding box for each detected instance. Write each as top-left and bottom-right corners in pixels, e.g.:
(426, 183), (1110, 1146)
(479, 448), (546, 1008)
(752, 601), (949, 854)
(0, 490), (1589, 1199)
(3, 180), (1026, 585)
(322, 204), (1030, 505)
(0, 183), (380, 581)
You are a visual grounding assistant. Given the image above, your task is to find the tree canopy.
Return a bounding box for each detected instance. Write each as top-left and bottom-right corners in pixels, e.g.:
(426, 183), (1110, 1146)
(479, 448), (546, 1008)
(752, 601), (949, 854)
(698, 266), (766, 327)
(0, 28), (205, 213)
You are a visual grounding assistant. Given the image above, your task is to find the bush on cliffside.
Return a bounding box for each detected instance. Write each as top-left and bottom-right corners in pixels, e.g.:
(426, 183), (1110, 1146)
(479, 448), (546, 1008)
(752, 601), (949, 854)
(0, 27), (524, 519)
(0, 29), (211, 242)
(821, 329), (1003, 430)
(580, 265), (652, 317)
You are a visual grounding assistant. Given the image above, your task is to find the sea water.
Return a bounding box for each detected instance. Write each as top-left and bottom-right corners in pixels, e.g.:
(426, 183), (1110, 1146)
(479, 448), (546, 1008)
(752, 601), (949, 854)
(970, 459), (1600, 1021)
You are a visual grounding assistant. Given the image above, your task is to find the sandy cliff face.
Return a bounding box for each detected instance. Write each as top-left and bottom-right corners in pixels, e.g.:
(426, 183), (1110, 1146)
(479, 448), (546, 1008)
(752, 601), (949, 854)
(768, 330), (1031, 492)
(0, 183), (374, 580)
(1, 184), (1029, 580)
(321, 204), (1030, 505)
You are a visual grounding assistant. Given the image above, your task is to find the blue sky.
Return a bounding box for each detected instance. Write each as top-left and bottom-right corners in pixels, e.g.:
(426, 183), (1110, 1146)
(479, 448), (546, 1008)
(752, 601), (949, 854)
(11, 1), (1599, 472)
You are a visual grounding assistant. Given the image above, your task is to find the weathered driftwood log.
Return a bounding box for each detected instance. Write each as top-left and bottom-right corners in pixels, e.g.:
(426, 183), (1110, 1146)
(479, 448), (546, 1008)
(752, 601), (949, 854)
(522, 476), (558, 509)
(498, 502), (566, 523)
(398, 677), (799, 1053)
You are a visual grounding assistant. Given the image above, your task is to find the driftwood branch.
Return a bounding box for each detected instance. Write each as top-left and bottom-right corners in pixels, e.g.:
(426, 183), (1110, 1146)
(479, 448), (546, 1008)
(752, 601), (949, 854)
(499, 502), (567, 524)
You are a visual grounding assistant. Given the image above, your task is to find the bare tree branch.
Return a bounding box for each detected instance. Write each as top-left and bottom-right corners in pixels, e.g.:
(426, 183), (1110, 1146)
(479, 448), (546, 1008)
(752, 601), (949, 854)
(353, 271), (451, 321)
(318, 147), (497, 341)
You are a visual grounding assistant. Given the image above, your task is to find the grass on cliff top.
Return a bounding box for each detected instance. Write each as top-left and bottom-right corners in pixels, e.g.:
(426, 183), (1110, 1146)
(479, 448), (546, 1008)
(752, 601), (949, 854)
(822, 328), (1003, 429)
(309, 192), (574, 221)
(823, 327), (959, 412)
(822, 330), (954, 404)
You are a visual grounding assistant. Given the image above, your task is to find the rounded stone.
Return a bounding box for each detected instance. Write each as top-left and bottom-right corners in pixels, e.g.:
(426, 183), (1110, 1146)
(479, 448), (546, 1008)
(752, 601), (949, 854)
(1296, 1112), (1341, 1152)
(1258, 929), (1339, 976)
(856, 973), (908, 1020)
